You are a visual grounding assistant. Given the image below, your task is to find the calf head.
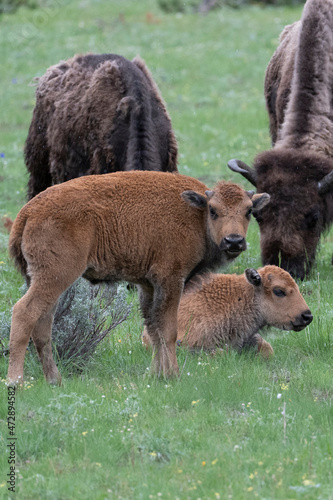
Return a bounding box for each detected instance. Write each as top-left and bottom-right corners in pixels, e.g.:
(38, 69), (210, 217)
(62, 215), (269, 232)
(182, 181), (270, 263)
(228, 150), (333, 279)
(245, 265), (313, 331)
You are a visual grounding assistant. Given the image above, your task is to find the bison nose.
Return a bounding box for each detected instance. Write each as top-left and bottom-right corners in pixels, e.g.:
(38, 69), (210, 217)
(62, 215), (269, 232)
(301, 310), (313, 325)
(223, 234), (246, 254)
(292, 309), (313, 331)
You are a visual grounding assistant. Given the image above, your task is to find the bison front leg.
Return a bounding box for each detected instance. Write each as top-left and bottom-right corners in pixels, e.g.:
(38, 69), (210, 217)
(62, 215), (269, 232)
(255, 334), (274, 359)
(241, 333), (274, 359)
(141, 278), (183, 378)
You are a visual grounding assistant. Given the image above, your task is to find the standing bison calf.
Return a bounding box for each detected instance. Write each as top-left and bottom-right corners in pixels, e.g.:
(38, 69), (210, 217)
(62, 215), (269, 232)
(25, 53), (178, 200)
(143, 266), (312, 357)
(8, 171), (270, 384)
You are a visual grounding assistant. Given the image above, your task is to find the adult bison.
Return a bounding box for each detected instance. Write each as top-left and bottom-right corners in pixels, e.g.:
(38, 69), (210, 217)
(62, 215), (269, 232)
(25, 53), (178, 200)
(228, 0), (333, 280)
(7, 171), (269, 385)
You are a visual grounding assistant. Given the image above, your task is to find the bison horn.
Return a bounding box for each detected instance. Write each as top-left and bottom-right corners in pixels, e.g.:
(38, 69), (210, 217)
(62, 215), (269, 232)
(205, 190), (214, 199)
(228, 159), (257, 187)
(318, 170), (333, 195)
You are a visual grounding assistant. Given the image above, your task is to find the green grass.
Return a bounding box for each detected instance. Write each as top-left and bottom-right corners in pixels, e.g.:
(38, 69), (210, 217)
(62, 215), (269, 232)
(0, 1), (333, 499)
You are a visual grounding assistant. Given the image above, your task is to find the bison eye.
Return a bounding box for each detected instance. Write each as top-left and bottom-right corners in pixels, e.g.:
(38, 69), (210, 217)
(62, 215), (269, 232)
(304, 210), (320, 230)
(209, 206), (218, 220)
(246, 208), (252, 220)
(273, 288), (286, 297)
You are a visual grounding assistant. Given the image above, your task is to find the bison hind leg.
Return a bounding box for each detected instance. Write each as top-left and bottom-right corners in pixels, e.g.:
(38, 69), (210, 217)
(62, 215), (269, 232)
(31, 304), (61, 385)
(8, 262), (85, 385)
(8, 289), (58, 385)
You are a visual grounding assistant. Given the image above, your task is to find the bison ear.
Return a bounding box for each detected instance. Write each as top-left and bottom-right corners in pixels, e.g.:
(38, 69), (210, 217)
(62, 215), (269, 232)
(181, 191), (207, 210)
(246, 190), (255, 199)
(252, 193), (270, 211)
(245, 268), (262, 287)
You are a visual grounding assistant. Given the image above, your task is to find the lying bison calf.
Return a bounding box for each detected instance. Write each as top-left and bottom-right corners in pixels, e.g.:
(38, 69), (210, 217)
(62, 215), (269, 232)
(8, 171), (270, 385)
(143, 265), (313, 357)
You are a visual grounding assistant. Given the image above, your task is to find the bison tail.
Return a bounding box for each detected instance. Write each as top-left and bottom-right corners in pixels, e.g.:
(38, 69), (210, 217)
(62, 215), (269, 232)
(8, 210), (29, 279)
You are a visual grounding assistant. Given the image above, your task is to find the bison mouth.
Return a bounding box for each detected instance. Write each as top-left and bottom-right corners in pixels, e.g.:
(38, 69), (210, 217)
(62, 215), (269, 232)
(221, 234), (247, 259)
(290, 310), (313, 331)
(291, 323), (308, 332)
(225, 249), (243, 258)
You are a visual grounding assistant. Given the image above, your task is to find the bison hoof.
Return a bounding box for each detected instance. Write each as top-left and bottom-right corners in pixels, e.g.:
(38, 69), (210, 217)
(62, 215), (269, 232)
(150, 353), (179, 378)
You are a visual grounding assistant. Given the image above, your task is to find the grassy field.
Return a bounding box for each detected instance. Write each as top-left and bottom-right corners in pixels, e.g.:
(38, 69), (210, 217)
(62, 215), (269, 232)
(0, 1), (333, 499)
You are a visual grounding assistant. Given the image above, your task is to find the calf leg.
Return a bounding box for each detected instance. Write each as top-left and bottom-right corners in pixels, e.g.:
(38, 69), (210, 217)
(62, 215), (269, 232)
(8, 269), (84, 385)
(8, 288), (57, 385)
(144, 277), (184, 378)
(241, 333), (273, 359)
(256, 336), (274, 359)
(31, 304), (60, 385)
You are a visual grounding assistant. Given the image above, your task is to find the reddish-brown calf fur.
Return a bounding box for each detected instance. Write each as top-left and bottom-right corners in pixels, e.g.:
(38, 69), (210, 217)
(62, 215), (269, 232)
(8, 171), (270, 384)
(229, 0), (333, 279)
(143, 266), (313, 357)
(25, 54), (178, 200)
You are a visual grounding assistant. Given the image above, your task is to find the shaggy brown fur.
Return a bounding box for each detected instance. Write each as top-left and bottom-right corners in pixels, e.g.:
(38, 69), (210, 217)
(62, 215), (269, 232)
(7, 171), (270, 385)
(25, 53), (178, 200)
(228, 0), (333, 279)
(143, 265), (313, 357)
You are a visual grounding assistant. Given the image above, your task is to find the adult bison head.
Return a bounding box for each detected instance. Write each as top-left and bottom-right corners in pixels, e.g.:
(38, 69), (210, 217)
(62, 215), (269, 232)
(228, 149), (333, 280)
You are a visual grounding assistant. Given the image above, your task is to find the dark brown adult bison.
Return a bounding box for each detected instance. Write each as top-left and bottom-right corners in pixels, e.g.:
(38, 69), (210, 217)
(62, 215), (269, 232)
(25, 53), (178, 200)
(228, 0), (333, 280)
(7, 171), (270, 385)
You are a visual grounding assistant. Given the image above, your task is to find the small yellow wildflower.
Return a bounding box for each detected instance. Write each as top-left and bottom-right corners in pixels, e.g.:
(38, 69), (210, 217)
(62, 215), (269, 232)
(177, 469), (183, 474)
(149, 452), (157, 457)
(247, 487), (254, 492)
(82, 431), (88, 436)
(303, 479), (316, 487)
(202, 461), (206, 466)
(211, 458), (218, 465)
(95, 462), (102, 467)
(0, 483), (6, 488)
(280, 383), (289, 391)
(192, 400), (200, 405)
